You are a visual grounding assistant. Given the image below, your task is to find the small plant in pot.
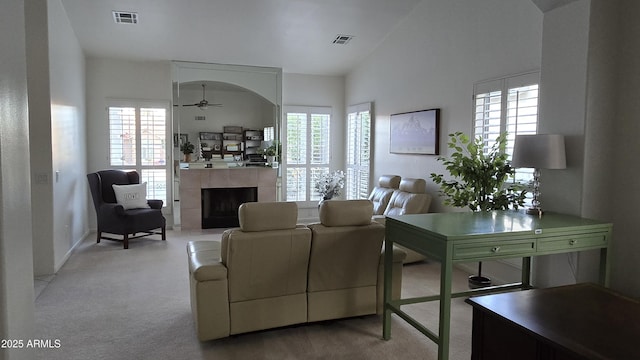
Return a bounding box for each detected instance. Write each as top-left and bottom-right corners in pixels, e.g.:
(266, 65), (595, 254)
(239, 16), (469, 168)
(430, 131), (527, 288)
(262, 140), (280, 163)
(180, 141), (195, 162)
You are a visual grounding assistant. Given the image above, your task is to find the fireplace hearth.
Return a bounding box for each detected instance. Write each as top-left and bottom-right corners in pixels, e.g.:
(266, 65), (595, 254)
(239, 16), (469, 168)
(201, 187), (257, 228)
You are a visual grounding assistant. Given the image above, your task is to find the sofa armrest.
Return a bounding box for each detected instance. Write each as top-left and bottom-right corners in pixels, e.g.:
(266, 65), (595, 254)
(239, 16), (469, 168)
(147, 199), (163, 209)
(99, 203), (125, 216)
(190, 254), (227, 281)
(187, 241), (230, 341)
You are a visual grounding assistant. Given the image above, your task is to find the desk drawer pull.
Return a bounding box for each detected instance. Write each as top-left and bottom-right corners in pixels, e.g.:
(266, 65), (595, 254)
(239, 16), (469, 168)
(491, 246), (501, 253)
(569, 239), (578, 246)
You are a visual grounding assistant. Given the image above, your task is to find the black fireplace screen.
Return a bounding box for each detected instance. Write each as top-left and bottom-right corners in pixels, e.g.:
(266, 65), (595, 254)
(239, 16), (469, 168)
(201, 187), (258, 228)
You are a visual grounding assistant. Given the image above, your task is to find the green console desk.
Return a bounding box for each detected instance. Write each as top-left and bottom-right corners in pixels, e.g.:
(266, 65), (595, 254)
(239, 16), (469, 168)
(382, 210), (612, 360)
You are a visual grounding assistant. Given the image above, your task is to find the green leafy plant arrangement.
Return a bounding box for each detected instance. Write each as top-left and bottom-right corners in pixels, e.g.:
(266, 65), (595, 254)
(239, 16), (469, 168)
(180, 141), (195, 155)
(430, 132), (527, 211)
(262, 140), (280, 157)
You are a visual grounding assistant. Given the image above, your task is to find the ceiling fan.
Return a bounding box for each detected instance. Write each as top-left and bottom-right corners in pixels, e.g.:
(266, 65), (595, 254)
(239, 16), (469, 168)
(181, 84), (222, 109)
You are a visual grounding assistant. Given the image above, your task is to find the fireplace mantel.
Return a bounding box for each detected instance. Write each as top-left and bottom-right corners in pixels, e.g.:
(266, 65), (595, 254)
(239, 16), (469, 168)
(179, 168), (277, 229)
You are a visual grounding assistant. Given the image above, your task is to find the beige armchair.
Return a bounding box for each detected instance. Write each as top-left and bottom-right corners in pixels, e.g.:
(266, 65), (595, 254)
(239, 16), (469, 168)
(368, 175), (401, 215)
(307, 200), (405, 321)
(374, 178), (432, 263)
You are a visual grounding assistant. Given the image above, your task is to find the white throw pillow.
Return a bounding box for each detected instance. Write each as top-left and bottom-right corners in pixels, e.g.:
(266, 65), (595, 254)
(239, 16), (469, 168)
(112, 182), (150, 210)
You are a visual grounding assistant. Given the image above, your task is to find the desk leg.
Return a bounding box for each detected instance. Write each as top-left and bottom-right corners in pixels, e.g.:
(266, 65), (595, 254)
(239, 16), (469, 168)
(383, 239), (393, 340)
(522, 257), (531, 288)
(438, 257), (453, 360)
(600, 246), (610, 287)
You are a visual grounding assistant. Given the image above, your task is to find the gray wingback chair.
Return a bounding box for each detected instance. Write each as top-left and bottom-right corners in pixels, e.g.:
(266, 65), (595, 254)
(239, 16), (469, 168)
(87, 170), (166, 249)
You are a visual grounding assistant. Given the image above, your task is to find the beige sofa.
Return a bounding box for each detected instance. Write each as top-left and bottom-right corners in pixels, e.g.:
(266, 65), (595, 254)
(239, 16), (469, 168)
(187, 200), (406, 341)
(373, 178), (432, 263)
(368, 174), (401, 215)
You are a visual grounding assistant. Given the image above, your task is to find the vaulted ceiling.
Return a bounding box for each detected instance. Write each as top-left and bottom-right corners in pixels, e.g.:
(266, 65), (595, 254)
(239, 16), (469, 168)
(60, 0), (423, 76)
(60, 0), (574, 76)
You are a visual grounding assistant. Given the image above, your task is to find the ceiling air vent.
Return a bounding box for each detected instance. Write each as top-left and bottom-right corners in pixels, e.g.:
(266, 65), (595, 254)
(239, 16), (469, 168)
(332, 34), (354, 45)
(195, 115), (206, 121)
(112, 11), (138, 24)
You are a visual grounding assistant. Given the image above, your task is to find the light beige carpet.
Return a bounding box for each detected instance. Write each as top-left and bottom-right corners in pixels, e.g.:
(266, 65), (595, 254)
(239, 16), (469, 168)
(33, 229), (475, 360)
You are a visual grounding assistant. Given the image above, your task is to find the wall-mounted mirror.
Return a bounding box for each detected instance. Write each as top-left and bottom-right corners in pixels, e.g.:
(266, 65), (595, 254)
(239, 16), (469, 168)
(172, 61), (282, 227)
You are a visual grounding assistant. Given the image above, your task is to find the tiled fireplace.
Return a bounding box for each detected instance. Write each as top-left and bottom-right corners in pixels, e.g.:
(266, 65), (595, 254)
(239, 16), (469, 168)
(179, 168), (277, 229)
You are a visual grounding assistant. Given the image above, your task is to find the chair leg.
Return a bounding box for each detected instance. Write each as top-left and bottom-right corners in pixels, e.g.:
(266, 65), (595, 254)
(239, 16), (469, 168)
(96, 230), (101, 243)
(162, 226), (166, 240)
(123, 233), (129, 249)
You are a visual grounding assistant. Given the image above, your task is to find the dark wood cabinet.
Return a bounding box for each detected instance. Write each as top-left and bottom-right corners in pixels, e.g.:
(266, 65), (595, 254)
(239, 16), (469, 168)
(466, 283), (640, 360)
(199, 132), (223, 160)
(243, 129), (263, 160)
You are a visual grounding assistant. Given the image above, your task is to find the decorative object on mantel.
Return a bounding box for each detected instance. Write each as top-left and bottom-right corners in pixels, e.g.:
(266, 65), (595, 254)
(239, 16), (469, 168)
(180, 141), (195, 162)
(511, 134), (566, 216)
(261, 140), (281, 167)
(430, 132), (528, 289)
(315, 170), (345, 207)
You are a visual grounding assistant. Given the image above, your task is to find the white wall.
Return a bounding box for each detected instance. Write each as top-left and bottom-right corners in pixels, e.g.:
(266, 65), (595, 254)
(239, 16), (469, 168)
(48, 0), (88, 273)
(533, 0), (640, 294)
(26, 0), (55, 275)
(346, 0), (543, 213)
(534, 0), (592, 287)
(578, 0), (618, 283)
(0, 0), (35, 358)
(85, 58), (172, 228)
(26, 0), (89, 276)
(283, 73), (345, 220)
(345, 0), (543, 282)
(612, 0), (640, 296)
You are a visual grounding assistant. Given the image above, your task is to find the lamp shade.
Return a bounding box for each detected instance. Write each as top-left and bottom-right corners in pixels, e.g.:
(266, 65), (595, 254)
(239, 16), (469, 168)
(511, 134), (566, 169)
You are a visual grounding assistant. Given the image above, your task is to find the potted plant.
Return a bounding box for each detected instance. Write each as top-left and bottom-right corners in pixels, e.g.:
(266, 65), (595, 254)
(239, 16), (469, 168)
(180, 141), (195, 162)
(262, 140), (280, 164)
(315, 170), (345, 205)
(430, 132), (527, 288)
(430, 132), (527, 212)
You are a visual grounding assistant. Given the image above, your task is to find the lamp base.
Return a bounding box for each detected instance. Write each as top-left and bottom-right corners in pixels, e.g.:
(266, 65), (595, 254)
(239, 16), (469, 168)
(525, 207), (543, 216)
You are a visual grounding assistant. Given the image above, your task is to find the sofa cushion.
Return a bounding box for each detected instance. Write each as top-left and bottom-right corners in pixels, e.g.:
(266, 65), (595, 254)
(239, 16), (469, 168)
(238, 201), (297, 231)
(319, 200), (373, 227)
(385, 192), (429, 216)
(398, 178), (426, 193)
(378, 174), (401, 189)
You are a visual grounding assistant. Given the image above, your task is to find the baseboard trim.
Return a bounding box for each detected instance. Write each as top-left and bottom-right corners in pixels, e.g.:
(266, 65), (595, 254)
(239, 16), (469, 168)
(54, 230), (91, 273)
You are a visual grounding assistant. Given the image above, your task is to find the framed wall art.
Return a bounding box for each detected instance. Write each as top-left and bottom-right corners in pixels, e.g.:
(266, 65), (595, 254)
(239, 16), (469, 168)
(389, 108), (440, 155)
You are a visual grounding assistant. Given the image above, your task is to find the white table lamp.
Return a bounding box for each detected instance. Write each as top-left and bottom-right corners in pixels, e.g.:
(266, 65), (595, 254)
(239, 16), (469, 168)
(511, 134), (566, 215)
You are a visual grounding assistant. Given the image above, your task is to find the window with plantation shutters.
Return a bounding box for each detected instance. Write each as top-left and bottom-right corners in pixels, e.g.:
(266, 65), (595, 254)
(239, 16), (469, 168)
(109, 107), (137, 166)
(108, 101), (169, 206)
(473, 72), (539, 184)
(263, 126), (275, 142)
(284, 106), (331, 205)
(346, 103), (371, 200)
